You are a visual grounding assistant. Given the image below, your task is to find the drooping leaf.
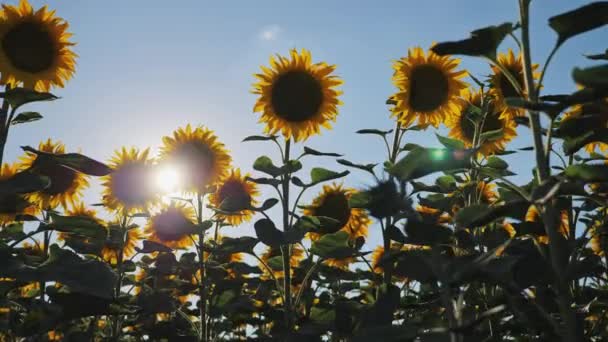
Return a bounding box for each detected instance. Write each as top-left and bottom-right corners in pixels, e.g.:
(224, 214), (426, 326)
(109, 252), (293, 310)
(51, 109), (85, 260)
(436, 133), (464, 149)
(356, 128), (393, 137)
(389, 147), (474, 181)
(431, 22), (513, 59)
(0, 170), (49, 195)
(136, 240), (174, 254)
(309, 168), (349, 186)
(486, 156), (509, 170)
(253, 156), (282, 177)
(3, 87), (58, 109)
(242, 135), (277, 142)
(404, 220), (453, 245)
(564, 164), (608, 182)
(573, 64), (608, 89)
(303, 146), (342, 157)
(257, 198), (279, 211)
(21, 146), (111, 176)
(549, 2), (608, 45)
(254, 218), (285, 247)
(337, 159), (377, 175)
(11, 111), (42, 125)
(310, 231), (355, 259)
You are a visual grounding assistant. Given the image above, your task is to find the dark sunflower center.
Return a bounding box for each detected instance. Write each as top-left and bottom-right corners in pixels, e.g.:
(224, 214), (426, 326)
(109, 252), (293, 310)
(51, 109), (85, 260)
(111, 164), (154, 206)
(33, 159), (77, 195)
(498, 68), (521, 98)
(460, 106), (504, 141)
(313, 192), (351, 231)
(173, 142), (215, 188)
(408, 65), (449, 112)
(218, 180), (251, 212)
(2, 21), (56, 73)
(271, 70), (324, 122)
(153, 208), (193, 242)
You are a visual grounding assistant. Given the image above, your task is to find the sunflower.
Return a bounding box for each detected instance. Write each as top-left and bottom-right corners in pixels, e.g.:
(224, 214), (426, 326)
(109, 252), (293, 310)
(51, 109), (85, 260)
(101, 147), (158, 214)
(525, 205), (569, 244)
(303, 183), (370, 241)
(208, 168), (259, 226)
(590, 221), (608, 256)
(102, 223), (146, 264)
(252, 48), (343, 142)
(144, 203), (196, 249)
(160, 124), (231, 193)
(416, 205), (450, 224)
(446, 89), (517, 155)
(490, 49), (539, 119)
(325, 256), (356, 270)
(20, 139), (88, 210)
(56, 201), (105, 247)
(260, 244), (304, 280)
(0, 0), (76, 91)
(560, 91), (608, 153)
(0, 163), (37, 224)
(391, 46), (467, 128)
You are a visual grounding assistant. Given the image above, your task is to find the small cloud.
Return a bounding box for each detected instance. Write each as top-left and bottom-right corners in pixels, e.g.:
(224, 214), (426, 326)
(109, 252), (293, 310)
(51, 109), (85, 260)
(259, 25), (282, 41)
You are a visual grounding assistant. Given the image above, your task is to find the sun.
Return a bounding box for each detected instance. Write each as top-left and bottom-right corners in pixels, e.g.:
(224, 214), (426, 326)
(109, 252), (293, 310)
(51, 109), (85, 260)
(155, 165), (182, 194)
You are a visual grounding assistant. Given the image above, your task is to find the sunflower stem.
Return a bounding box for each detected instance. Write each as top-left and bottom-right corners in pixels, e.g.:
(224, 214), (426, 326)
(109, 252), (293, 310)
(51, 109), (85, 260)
(280, 138), (294, 335)
(518, 1), (581, 340)
(111, 214), (128, 341)
(196, 193), (208, 341)
(382, 123), (402, 286)
(0, 84), (10, 166)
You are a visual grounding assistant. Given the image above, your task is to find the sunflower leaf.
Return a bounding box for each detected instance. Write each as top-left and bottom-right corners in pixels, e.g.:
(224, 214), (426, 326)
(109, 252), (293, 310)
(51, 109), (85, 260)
(356, 129), (394, 137)
(258, 198), (279, 211)
(11, 112), (43, 125)
(246, 176), (281, 187)
(303, 146), (342, 157)
(431, 22), (513, 59)
(564, 164), (608, 182)
(310, 231), (355, 259)
(0, 170), (50, 195)
(585, 49), (608, 61)
(309, 168), (349, 186)
(21, 146), (112, 176)
(242, 135), (278, 142)
(455, 201), (530, 228)
(337, 159), (377, 175)
(389, 147), (474, 181)
(253, 156), (282, 177)
(404, 220), (453, 245)
(136, 240), (173, 254)
(486, 156), (508, 170)
(549, 2), (608, 45)
(436, 133), (465, 149)
(573, 64), (608, 89)
(3, 87), (58, 110)
(479, 128), (504, 143)
(254, 219), (285, 247)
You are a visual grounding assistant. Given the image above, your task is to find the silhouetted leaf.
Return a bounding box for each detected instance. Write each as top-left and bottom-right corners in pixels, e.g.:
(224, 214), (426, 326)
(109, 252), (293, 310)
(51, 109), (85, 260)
(303, 146), (342, 157)
(309, 168), (349, 186)
(356, 129), (393, 137)
(0, 170), (49, 195)
(431, 22), (513, 59)
(573, 64), (608, 89)
(11, 111), (42, 125)
(136, 240), (174, 253)
(254, 218), (285, 247)
(242, 135), (277, 142)
(3, 87), (58, 109)
(404, 220), (453, 245)
(337, 159), (377, 174)
(22, 146), (111, 176)
(565, 164), (608, 182)
(549, 2), (608, 44)
(311, 231), (355, 259)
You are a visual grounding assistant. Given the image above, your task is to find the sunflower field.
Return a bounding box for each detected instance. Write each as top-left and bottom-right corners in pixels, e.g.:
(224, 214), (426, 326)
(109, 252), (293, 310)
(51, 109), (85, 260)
(0, 0), (607, 341)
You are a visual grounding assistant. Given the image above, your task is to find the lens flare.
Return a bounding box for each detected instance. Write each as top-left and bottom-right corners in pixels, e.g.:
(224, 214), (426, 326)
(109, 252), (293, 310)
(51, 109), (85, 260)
(155, 165), (181, 193)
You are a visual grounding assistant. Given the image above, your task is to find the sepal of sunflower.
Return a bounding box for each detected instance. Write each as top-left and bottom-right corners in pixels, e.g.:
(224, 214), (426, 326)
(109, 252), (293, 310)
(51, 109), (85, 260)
(252, 48), (343, 142)
(208, 168), (259, 226)
(19, 139), (89, 210)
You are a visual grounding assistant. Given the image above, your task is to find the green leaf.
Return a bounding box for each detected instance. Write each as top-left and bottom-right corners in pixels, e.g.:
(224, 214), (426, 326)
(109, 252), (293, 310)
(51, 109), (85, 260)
(431, 22), (513, 59)
(242, 135), (277, 142)
(303, 146), (342, 157)
(11, 111), (42, 125)
(281, 160), (302, 174)
(573, 64), (608, 89)
(404, 220), (453, 245)
(389, 147), (474, 181)
(549, 2), (608, 45)
(479, 128), (504, 143)
(309, 168), (349, 186)
(0, 170), (49, 195)
(210, 236), (258, 255)
(253, 156), (282, 177)
(254, 218), (285, 247)
(310, 306), (336, 323)
(585, 49), (608, 61)
(564, 164), (608, 182)
(454, 201), (530, 228)
(486, 156), (508, 170)
(246, 176), (281, 187)
(435, 175), (457, 192)
(22, 146), (111, 176)
(386, 225), (407, 244)
(401, 143), (422, 151)
(356, 128), (393, 136)
(310, 231), (355, 259)
(257, 198), (279, 211)
(136, 240), (173, 253)
(436, 133), (464, 149)
(393, 249), (436, 282)
(3, 87), (58, 110)
(337, 159), (376, 175)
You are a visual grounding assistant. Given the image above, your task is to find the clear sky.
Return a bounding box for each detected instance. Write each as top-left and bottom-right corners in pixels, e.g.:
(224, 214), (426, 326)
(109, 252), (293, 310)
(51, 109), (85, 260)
(3, 0), (605, 250)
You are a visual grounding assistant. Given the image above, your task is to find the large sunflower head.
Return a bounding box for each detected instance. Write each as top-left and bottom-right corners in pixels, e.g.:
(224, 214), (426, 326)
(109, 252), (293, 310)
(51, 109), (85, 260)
(252, 48), (343, 142)
(490, 49), (539, 119)
(144, 203), (196, 249)
(391, 46), (467, 128)
(160, 124), (231, 193)
(446, 89), (517, 155)
(0, 0), (76, 91)
(0, 163), (38, 224)
(208, 168), (259, 226)
(102, 223), (146, 264)
(20, 139), (88, 210)
(302, 183), (370, 241)
(101, 147), (158, 214)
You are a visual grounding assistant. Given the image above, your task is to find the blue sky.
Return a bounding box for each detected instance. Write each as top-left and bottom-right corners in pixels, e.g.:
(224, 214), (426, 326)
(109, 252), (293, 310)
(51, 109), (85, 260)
(4, 0), (606, 251)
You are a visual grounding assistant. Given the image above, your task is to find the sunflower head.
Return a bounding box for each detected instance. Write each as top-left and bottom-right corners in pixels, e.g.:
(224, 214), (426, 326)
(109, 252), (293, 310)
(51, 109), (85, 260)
(302, 183), (370, 241)
(20, 139), (88, 210)
(260, 245), (304, 280)
(144, 203), (196, 249)
(416, 205), (451, 224)
(252, 48), (343, 142)
(101, 147), (158, 214)
(525, 205), (570, 243)
(0, 0), (76, 91)
(391, 46), (467, 128)
(102, 223), (146, 264)
(446, 89), (517, 155)
(160, 124), (231, 193)
(0, 163), (38, 224)
(325, 256), (356, 271)
(590, 221), (608, 256)
(490, 49), (539, 119)
(208, 168), (259, 226)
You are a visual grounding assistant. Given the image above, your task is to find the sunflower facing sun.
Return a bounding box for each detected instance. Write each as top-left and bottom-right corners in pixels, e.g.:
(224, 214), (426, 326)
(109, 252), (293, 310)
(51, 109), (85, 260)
(391, 46), (467, 128)
(252, 48), (343, 142)
(0, 163), (37, 224)
(160, 124), (232, 193)
(302, 183), (370, 241)
(0, 0), (76, 91)
(490, 49), (539, 119)
(20, 139), (88, 210)
(101, 147), (158, 214)
(446, 89), (517, 155)
(145, 203), (197, 249)
(208, 168), (259, 226)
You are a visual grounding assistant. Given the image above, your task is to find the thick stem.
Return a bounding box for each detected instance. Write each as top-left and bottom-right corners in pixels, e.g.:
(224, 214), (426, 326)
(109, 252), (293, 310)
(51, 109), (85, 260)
(111, 215), (128, 341)
(0, 85), (11, 166)
(518, 1), (581, 340)
(196, 194), (207, 341)
(281, 139), (293, 334)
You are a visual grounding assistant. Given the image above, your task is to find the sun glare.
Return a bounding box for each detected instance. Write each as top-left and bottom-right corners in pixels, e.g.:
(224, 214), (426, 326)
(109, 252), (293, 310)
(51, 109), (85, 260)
(155, 165), (181, 193)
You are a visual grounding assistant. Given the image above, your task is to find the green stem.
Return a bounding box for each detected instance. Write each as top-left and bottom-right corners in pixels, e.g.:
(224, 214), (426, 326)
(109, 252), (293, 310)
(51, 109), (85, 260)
(0, 84), (11, 166)
(280, 138), (293, 334)
(196, 193), (208, 341)
(111, 214), (128, 341)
